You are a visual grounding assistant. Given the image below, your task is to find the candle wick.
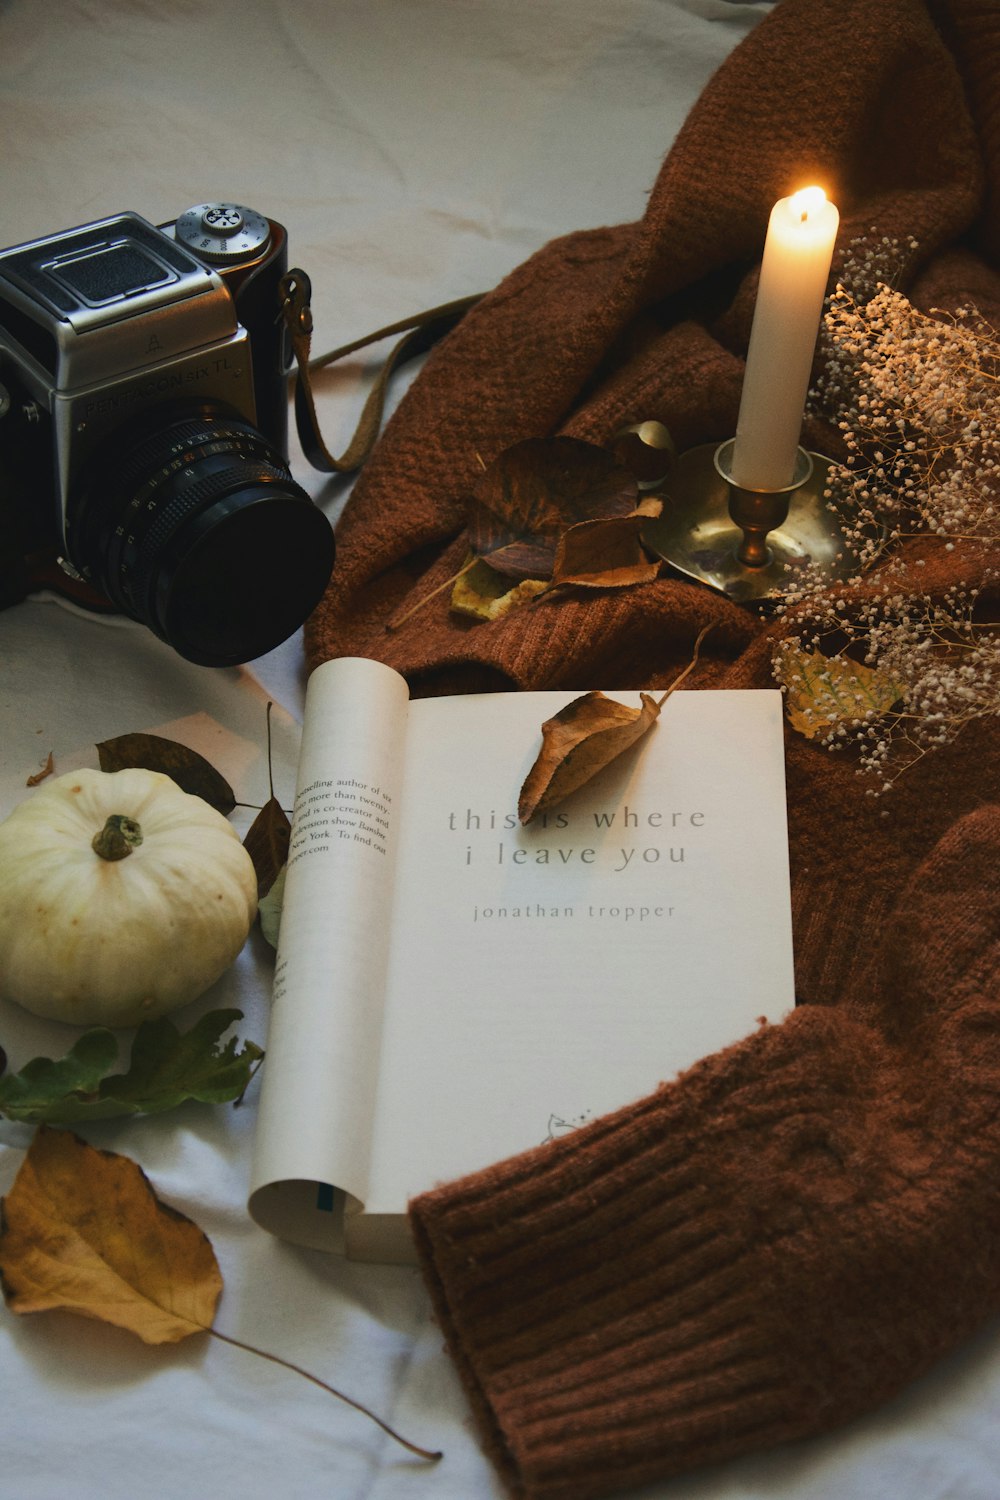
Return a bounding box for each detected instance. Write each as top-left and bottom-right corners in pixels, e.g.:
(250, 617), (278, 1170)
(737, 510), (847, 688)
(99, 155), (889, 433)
(800, 210), (808, 223)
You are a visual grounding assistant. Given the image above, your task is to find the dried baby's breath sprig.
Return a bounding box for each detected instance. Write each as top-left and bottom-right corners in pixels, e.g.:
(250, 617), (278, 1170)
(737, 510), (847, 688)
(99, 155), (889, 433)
(773, 576), (999, 790)
(772, 235), (1000, 790)
(813, 259), (1000, 571)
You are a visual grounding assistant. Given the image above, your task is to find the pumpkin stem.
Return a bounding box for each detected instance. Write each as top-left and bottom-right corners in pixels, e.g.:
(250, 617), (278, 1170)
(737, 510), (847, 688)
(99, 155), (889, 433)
(92, 814), (144, 861)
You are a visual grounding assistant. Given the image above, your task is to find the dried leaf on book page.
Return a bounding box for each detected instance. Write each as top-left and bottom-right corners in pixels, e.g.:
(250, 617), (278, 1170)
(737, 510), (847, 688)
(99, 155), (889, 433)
(518, 625), (713, 823)
(518, 692), (662, 824)
(0, 1126), (222, 1344)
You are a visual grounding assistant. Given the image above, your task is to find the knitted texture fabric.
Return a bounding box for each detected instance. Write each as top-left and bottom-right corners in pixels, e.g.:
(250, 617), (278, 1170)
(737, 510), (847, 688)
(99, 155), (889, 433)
(410, 808), (1000, 1499)
(304, 0), (1000, 1494)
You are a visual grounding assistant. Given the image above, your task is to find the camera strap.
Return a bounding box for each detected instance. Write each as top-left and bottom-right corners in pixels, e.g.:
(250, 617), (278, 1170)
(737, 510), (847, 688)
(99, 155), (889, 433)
(279, 269), (482, 474)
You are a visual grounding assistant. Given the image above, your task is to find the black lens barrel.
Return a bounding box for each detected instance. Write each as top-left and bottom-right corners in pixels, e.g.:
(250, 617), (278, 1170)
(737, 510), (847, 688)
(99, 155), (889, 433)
(70, 408), (335, 666)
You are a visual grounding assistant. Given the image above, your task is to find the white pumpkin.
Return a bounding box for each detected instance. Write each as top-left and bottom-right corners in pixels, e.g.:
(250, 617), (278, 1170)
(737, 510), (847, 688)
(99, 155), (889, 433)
(0, 767), (258, 1027)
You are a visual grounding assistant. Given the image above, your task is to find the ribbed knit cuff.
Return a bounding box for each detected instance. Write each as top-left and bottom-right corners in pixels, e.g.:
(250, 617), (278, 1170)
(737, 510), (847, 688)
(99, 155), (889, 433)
(410, 1036), (816, 1500)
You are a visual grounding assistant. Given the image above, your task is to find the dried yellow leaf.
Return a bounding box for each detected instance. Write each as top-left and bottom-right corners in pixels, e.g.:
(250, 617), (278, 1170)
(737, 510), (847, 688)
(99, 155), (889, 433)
(778, 641), (904, 739)
(0, 1130), (440, 1459)
(450, 554), (548, 621)
(0, 1126), (221, 1344)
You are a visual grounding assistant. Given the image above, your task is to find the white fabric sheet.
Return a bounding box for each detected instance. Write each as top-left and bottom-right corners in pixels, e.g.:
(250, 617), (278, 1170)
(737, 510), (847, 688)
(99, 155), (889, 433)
(2, 3), (999, 1497)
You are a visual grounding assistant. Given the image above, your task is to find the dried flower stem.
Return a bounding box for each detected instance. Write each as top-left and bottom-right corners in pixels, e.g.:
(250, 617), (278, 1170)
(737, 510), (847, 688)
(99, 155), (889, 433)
(385, 558), (479, 632)
(654, 623), (713, 707)
(208, 1327), (442, 1461)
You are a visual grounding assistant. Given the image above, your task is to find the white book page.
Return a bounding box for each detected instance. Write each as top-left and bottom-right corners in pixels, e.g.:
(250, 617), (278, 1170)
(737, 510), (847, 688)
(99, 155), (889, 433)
(364, 689), (794, 1220)
(248, 656), (409, 1249)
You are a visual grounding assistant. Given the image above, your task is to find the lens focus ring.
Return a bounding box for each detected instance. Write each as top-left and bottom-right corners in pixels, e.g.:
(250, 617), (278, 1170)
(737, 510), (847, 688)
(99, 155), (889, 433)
(100, 414), (286, 611)
(69, 406), (335, 665)
(121, 456), (291, 619)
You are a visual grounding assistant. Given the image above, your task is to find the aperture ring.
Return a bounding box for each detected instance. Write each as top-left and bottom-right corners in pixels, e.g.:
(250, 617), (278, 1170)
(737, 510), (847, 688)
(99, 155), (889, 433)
(107, 415), (277, 498)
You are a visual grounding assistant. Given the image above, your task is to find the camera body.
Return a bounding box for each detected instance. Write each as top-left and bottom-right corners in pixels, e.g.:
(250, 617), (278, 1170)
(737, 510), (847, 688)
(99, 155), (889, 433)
(0, 202), (334, 665)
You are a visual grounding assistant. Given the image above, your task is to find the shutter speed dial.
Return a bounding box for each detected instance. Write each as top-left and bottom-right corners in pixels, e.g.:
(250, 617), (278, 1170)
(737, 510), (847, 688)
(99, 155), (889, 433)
(175, 203), (271, 264)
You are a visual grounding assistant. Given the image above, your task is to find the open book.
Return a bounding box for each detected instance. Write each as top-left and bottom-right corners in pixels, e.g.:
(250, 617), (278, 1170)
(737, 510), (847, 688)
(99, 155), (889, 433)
(248, 656), (795, 1263)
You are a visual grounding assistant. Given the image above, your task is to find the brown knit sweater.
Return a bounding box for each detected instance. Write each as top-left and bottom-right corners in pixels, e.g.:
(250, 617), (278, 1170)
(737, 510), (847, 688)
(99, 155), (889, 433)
(305, 1), (1000, 1495)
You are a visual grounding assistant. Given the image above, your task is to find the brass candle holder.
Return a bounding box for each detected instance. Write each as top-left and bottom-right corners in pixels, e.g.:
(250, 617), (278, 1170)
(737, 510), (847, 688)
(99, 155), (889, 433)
(640, 436), (855, 604)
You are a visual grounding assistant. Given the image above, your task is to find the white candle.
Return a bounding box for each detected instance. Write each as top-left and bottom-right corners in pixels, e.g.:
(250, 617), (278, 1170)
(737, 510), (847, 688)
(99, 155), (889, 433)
(730, 185), (839, 491)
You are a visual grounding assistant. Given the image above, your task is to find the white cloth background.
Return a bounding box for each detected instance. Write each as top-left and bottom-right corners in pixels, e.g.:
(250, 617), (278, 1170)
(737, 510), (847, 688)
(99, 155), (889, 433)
(2, 3), (999, 1497)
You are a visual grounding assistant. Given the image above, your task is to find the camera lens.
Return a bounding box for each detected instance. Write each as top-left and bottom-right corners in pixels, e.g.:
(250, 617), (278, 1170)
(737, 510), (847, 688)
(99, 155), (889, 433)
(69, 407), (335, 666)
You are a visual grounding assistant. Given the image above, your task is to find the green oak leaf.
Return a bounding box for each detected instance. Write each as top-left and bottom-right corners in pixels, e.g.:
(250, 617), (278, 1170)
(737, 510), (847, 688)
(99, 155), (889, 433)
(0, 1029), (120, 1121)
(0, 1010), (263, 1125)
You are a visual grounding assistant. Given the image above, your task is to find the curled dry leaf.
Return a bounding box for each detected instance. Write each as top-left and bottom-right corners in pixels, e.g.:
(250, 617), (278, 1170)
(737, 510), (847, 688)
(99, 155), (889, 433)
(97, 733), (236, 814)
(391, 435), (666, 632)
(518, 692), (662, 824)
(0, 1125), (222, 1344)
(518, 624), (713, 822)
(551, 498), (663, 590)
(452, 494), (665, 621)
(467, 436), (638, 580)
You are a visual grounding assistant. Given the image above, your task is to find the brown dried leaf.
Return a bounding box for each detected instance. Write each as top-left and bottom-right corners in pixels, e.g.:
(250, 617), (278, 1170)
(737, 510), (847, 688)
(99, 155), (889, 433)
(517, 625), (713, 823)
(468, 437), (637, 580)
(551, 504), (663, 590)
(243, 796), (291, 899)
(96, 733), (236, 813)
(518, 691), (662, 824)
(0, 1126), (222, 1344)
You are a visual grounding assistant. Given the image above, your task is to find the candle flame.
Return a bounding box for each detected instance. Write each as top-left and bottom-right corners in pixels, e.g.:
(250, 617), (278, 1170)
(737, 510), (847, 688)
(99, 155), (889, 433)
(789, 185), (827, 224)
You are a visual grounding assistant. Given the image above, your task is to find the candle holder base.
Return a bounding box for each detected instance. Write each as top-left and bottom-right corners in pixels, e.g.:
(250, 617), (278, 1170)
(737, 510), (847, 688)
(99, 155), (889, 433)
(641, 439), (853, 605)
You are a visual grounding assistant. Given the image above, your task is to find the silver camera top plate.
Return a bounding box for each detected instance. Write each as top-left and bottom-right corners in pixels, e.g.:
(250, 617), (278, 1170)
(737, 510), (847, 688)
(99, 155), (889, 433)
(0, 212), (237, 394)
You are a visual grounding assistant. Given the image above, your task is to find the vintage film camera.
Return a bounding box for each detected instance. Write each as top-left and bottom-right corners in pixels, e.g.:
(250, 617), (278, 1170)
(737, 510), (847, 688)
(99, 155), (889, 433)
(0, 202), (335, 666)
